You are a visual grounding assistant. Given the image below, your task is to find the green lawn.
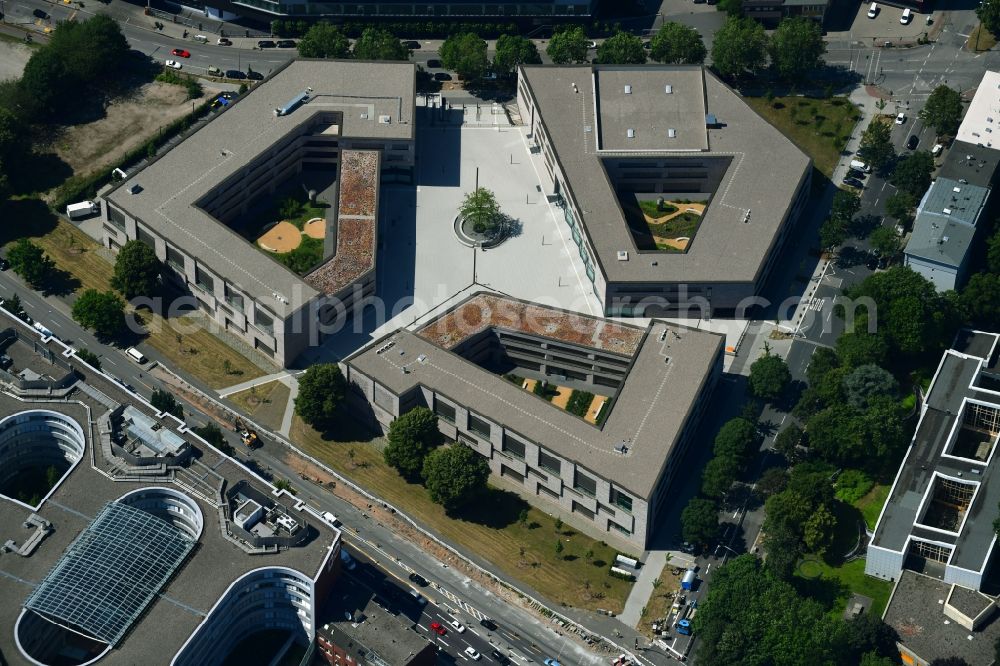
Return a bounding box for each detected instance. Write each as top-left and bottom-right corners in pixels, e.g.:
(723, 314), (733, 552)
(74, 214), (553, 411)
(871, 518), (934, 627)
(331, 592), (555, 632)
(228, 380), (290, 431)
(795, 557), (893, 619)
(855, 484), (891, 531)
(268, 235), (324, 275)
(290, 415), (635, 612)
(745, 96), (861, 178)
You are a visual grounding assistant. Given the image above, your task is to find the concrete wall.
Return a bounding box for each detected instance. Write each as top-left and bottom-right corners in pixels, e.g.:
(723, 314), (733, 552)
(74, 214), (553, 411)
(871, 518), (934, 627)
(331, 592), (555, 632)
(905, 254), (960, 292)
(865, 543), (906, 582)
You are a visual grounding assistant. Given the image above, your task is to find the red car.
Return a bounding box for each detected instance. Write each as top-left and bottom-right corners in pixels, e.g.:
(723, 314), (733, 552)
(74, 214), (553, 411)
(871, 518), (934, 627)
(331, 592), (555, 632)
(430, 622), (446, 636)
(171, 48), (191, 58)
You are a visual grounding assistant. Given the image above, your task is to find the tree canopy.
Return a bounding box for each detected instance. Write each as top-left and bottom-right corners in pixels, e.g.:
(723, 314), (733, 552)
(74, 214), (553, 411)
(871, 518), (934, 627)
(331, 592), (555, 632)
(920, 85), (964, 136)
(440, 32), (489, 80)
(151, 388), (184, 420)
(987, 228), (1000, 273)
(111, 240), (161, 299)
(711, 17), (768, 78)
(297, 23), (350, 59)
(294, 363), (346, 427)
(649, 22), (707, 64)
(546, 26), (589, 65)
(960, 272), (1000, 328)
(383, 406), (441, 478)
(701, 454), (740, 498)
(71, 289), (126, 339)
(749, 350), (791, 402)
(460, 187), (502, 234)
(885, 190), (916, 224)
(352, 28), (410, 61)
(769, 17), (825, 79)
(859, 119), (896, 172)
(891, 151), (935, 198)
(422, 444), (490, 511)
(843, 364), (898, 409)
(979, 0), (1000, 35)
(681, 498), (719, 545)
(596, 31), (647, 65)
(492, 34), (541, 76)
(869, 225), (902, 259)
(8, 239), (55, 288)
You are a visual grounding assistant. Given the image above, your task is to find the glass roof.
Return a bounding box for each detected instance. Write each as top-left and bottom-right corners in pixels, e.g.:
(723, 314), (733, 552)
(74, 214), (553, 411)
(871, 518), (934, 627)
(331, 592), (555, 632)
(25, 501), (195, 646)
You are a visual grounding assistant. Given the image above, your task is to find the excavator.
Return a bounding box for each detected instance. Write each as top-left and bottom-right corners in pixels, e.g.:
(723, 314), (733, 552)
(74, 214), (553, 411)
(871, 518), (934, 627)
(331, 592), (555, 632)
(234, 416), (259, 450)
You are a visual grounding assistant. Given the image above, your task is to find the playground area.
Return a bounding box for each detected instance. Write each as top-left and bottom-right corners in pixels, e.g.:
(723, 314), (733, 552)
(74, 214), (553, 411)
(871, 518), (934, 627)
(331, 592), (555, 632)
(256, 217), (327, 253)
(636, 198), (706, 252)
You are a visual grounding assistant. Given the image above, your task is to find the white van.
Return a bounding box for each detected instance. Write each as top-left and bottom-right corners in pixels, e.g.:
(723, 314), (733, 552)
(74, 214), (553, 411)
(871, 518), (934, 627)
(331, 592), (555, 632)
(850, 159), (872, 173)
(931, 143), (944, 157)
(321, 511), (339, 526)
(900, 8), (912, 23)
(867, 2), (878, 18)
(193, 34), (208, 43)
(125, 347), (147, 364)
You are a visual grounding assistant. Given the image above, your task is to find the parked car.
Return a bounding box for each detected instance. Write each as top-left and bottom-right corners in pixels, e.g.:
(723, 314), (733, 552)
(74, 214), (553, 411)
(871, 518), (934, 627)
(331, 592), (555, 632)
(33, 322), (54, 338)
(247, 70), (264, 80)
(491, 649), (511, 665)
(225, 70), (247, 80)
(480, 617), (498, 630)
(677, 618), (693, 635)
(403, 40), (421, 49)
(276, 39), (296, 48)
(321, 511), (338, 525)
(434, 72), (452, 81)
(586, 40), (597, 48)
(449, 619), (466, 633)
(208, 66), (223, 76)
(847, 168), (867, 180)
(867, 2), (878, 18)
(171, 48), (191, 58)
(843, 177), (865, 189)
(427, 59), (442, 68)
(217, 37), (232, 46)
(32, 8), (49, 19)
(257, 40), (276, 48)
(464, 647), (481, 661)
(430, 622), (447, 636)
(544, 659), (562, 666)
(164, 59), (182, 69)
(408, 588), (427, 605)
(408, 572), (429, 587)
(900, 7), (912, 24)
(0, 258), (9, 271)
(895, 112), (906, 124)
(932, 143), (944, 156)
(906, 134), (919, 150)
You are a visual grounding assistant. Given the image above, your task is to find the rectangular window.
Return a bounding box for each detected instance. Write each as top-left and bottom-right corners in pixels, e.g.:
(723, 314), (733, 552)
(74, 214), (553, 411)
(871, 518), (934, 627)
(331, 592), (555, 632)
(255, 307), (274, 335)
(136, 225), (157, 249)
(254, 339), (274, 357)
(527, 467), (548, 482)
(224, 284), (244, 312)
(609, 521), (631, 536)
(597, 503), (615, 517)
(538, 450), (561, 475)
(194, 266), (215, 294)
(434, 398), (455, 423)
(610, 487), (633, 513)
(501, 465), (525, 484)
(468, 413), (491, 439)
(165, 245), (185, 271)
(572, 501), (595, 521)
(574, 471), (597, 498)
(538, 484), (560, 500)
(107, 204), (127, 231)
(502, 434), (526, 460)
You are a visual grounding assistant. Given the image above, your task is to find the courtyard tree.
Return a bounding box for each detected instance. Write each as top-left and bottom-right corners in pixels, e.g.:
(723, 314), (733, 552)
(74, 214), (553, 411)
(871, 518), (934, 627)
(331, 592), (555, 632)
(294, 363), (346, 427)
(596, 31), (646, 65)
(492, 34), (541, 76)
(885, 190), (916, 224)
(422, 444), (490, 512)
(868, 225), (902, 259)
(649, 22), (706, 64)
(297, 23), (350, 59)
(151, 388), (184, 420)
(546, 26), (588, 65)
(8, 239), (55, 288)
(920, 85), (964, 136)
(111, 240), (161, 299)
(749, 349), (791, 402)
(768, 17), (825, 80)
(440, 32), (488, 81)
(859, 119), (896, 172)
(711, 17), (768, 78)
(72, 289), (126, 339)
(383, 406), (441, 479)
(460, 187), (502, 235)
(351, 27), (409, 61)
(843, 364), (898, 409)
(802, 503), (837, 555)
(681, 498), (719, 546)
(891, 151), (935, 198)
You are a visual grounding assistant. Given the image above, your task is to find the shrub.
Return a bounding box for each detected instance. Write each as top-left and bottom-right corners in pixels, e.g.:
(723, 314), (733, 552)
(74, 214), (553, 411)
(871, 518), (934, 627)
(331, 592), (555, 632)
(834, 469), (874, 504)
(565, 390), (594, 417)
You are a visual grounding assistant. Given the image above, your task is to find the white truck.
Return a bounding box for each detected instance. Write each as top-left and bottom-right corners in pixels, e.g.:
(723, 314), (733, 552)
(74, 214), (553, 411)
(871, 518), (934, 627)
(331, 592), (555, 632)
(66, 200), (100, 220)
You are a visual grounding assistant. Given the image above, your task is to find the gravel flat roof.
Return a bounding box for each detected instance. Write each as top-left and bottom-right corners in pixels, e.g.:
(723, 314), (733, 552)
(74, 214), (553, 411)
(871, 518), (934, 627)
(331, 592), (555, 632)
(347, 293), (722, 498)
(519, 65), (811, 285)
(106, 60), (414, 317)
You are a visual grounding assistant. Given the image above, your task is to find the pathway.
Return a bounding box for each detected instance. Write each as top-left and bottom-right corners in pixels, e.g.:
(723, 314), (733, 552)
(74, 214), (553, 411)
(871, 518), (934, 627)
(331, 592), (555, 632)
(217, 369), (299, 397)
(619, 550), (669, 627)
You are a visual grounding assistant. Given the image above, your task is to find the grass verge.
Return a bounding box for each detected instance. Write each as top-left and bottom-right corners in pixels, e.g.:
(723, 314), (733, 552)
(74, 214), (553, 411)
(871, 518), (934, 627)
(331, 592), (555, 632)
(290, 415), (634, 611)
(227, 380), (290, 431)
(745, 95), (861, 178)
(967, 23), (998, 52)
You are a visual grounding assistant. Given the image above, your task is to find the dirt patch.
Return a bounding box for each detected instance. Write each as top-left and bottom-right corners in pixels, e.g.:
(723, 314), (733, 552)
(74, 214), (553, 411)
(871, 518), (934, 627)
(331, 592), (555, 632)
(0, 40), (33, 80)
(550, 385), (572, 410)
(585, 396), (608, 424)
(257, 221), (302, 253)
(303, 217), (326, 239)
(49, 81), (220, 176)
(642, 201), (706, 225)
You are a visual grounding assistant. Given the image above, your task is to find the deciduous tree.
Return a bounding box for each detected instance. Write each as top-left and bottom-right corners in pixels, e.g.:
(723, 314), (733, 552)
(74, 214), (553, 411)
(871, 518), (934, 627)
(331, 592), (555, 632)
(383, 406), (441, 479)
(596, 31), (646, 64)
(681, 498), (719, 545)
(151, 388), (184, 419)
(885, 190), (916, 223)
(701, 454), (740, 498)
(294, 363), (346, 426)
(297, 23), (350, 59)
(440, 32), (488, 80)
(749, 351), (791, 402)
(111, 240), (161, 299)
(422, 444), (490, 512)
(979, 0), (1000, 35)
(869, 225), (902, 259)
(649, 22), (706, 64)
(920, 85), (964, 136)
(803, 503), (837, 555)
(546, 26), (588, 64)
(711, 17), (768, 78)
(768, 17), (825, 80)
(492, 34), (541, 76)
(961, 272), (1000, 328)
(891, 150), (935, 198)
(859, 119), (895, 172)
(460, 187), (502, 234)
(71, 289), (126, 338)
(352, 28), (410, 61)
(7, 239), (54, 288)
(843, 364), (898, 409)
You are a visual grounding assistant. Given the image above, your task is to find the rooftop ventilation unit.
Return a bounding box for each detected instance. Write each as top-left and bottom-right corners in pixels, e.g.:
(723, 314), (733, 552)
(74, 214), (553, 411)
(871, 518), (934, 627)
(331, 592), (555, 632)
(943, 236), (950, 242)
(743, 209), (751, 224)
(627, 128), (635, 138)
(624, 85), (632, 94)
(665, 84), (673, 94)
(360, 112), (369, 120)
(274, 89), (310, 117)
(943, 208), (952, 215)
(668, 128), (676, 138)
(617, 250), (629, 261)
(379, 115), (391, 124)
(127, 183), (142, 195)
(953, 186), (962, 193)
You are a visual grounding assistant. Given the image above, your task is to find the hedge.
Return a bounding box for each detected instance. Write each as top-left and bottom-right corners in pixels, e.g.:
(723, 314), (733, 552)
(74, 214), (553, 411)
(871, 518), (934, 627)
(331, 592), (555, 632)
(565, 389), (594, 418)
